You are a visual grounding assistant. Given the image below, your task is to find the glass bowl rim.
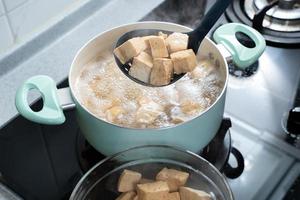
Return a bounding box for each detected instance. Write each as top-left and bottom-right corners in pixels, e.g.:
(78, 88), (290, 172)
(70, 145), (234, 200)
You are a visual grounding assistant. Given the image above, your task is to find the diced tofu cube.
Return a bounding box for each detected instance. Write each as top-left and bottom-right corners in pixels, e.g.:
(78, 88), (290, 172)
(179, 187), (211, 200)
(156, 168), (189, 192)
(136, 99), (163, 124)
(106, 106), (125, 122)
(144, 48), (153, 56)
(148, 36), (169, 58)
(166, 32), (189, 53)
(158, 31), (168, 39)
(139, 178), (154, 184)
(118, 169), (142, 192)
(129, 52), (153, 83)
(133, 195), (139, 200)
(150, 58), (173, 86)
(170, 49), (197, 74)
(114, 37), (147, 64)
(137, 181), (169, 200)
(143, 36), (157, 51)
(180, 101), (203, 115)
(116, 191), (136, 200)
(166, 192), (180, 200)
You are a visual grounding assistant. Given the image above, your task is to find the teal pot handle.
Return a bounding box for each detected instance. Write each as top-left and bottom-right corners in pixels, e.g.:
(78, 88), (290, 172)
(213, 23), (266, 69)
(15, 75), (66, 125)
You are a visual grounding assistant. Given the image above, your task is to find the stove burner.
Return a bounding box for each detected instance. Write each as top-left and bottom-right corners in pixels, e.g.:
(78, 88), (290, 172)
(245, 0), (300, 32)
(228, 61), (259, 77)
(76, 119), (244, 179)
(226, 0), (300, 47)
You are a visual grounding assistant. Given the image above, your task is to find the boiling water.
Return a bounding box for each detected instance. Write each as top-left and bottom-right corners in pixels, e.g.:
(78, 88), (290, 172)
(83, 161), (224, 200)
(75, 51), (224, 128)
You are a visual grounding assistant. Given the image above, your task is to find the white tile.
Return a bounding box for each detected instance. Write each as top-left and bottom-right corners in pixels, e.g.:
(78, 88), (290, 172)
(7, 0), (77, 42)
(0, 0), (5, 16)
(0, 16), (14, 54)
(3, 0), (27, 11)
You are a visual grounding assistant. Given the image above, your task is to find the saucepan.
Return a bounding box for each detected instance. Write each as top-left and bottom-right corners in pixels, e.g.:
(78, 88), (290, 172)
(15, 22), (265, 156)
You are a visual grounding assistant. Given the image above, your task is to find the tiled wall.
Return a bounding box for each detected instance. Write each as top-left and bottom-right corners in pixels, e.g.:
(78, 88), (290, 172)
(0, 0), (84, 55)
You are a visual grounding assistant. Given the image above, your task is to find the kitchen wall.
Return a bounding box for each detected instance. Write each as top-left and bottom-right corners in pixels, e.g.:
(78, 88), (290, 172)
(0, 0), (87, 56)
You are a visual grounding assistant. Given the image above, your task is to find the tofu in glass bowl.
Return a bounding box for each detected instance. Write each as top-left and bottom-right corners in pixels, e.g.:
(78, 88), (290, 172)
(70, 145), (234, 200)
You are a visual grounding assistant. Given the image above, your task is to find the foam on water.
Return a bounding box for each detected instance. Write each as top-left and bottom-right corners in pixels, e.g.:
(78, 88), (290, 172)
(74, 51), (224, 128)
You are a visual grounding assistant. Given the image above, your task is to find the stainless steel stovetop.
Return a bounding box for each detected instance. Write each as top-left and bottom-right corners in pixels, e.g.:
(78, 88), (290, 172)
(143, 0), (300, 199)
(224, 1), (300, 199)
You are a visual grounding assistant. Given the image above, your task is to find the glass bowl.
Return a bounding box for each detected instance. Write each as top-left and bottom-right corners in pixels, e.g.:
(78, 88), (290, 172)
(70, 145), (234, 200)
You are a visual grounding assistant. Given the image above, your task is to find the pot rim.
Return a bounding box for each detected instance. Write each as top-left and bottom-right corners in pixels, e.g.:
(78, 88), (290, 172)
(68, 21), (229, 131)
(69, 144), (234, 200)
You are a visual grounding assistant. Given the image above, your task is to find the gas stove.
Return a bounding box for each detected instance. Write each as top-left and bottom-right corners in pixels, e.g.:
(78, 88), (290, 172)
(0, 0), (300, 200)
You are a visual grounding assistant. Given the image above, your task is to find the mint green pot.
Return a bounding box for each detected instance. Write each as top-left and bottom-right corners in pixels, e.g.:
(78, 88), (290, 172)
(15, 22), (265, 156)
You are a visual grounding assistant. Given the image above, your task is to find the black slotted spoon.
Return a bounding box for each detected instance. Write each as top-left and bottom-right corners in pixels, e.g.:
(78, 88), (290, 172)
(114, 0), (233, 87)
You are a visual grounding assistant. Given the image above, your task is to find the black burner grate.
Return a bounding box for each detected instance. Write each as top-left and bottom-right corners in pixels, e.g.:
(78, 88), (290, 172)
(228, 61), (259, 78)
(226, 0), (300, 47)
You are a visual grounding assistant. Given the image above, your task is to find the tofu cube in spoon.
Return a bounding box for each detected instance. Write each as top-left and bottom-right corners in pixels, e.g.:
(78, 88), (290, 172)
(166, 32), (189, 53)
(150, 58), (173, 86)
(166, 192), (181, 200)
(129, 52), (153, 83)
(133, 195), (138, 200)
(158, 31), (168, 39)
(170, 49), (197, 74)
(148, 36), (169, 58)
(114, 37), (147, 64)
(143, 35), (157, 52)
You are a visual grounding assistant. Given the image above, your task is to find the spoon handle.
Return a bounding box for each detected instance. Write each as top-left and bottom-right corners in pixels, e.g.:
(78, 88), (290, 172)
(188, 0), (233, 53)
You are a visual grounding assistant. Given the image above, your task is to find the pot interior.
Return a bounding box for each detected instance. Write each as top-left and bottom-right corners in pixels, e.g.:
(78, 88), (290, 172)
(68, 22), (228, 127)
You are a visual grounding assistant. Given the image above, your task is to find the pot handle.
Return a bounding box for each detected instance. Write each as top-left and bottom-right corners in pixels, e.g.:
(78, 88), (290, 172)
(15, 75), (66, 125)
(213, 23), (266, 69)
